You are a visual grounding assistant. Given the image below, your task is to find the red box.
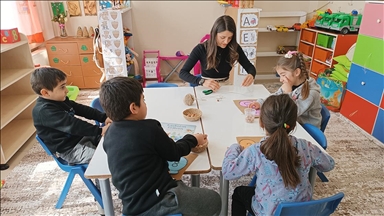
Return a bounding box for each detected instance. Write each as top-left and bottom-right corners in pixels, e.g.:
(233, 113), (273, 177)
(1, 28), (21, 44)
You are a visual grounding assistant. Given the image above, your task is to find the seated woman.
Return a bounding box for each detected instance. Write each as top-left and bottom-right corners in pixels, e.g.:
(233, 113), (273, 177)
(179, 15), (256, 91)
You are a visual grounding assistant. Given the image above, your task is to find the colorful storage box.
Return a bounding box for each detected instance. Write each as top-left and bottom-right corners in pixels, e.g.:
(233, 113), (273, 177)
(317, 34), (334, 48)
(1, 28), (21, 44)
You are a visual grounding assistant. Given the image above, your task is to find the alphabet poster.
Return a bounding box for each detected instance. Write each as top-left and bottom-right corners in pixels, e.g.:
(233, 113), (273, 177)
(240, 30), (258, 44)
(240, 12), (259, 28)
(242, 46), (257, 60)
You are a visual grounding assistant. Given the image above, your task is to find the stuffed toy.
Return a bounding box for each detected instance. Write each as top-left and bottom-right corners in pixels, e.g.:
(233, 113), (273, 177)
(123, 28), (141, 80)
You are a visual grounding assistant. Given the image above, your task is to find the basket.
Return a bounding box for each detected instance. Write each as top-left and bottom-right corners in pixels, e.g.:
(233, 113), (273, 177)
(191, 141), (208, 153)
(183, 108), (202, 122)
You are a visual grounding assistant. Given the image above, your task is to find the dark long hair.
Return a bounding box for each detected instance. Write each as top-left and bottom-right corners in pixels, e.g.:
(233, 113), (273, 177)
(259, 94), (301, 188)
(205, 15), (238, 70)
(275, 52), (310, 99)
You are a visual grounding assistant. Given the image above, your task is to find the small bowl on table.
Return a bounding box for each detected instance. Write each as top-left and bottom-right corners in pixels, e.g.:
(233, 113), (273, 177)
(191, 141), (208, 153)
(183, 108), (202, 122)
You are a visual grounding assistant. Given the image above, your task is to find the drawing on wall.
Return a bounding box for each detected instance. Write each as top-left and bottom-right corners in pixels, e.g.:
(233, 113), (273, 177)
(240, 12), (259, 28)
(83, 0), (97, 16)
(67, 1), (82, 17)
(242, 46), (257, 60)
(240, 30), (258, 44)
(51, 2), (65, 16)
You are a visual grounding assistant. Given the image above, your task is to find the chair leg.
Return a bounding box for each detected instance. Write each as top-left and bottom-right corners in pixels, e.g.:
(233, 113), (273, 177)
(56, 170), (76, 209)
(78, 168), (104, 208)
(317, 172), (329, 182)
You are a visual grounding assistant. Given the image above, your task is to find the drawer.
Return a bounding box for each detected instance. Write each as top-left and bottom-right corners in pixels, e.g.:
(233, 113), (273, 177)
(49, 55), (80, 67)
(298, 42), (313, 57)
(352, 35), (384, 75)
(83, 76), (101, 89)
(55, 66), (83, 77)
(340, 90), (378, 134)
(46, 42), (78, 55)
(347, 63), (383, 106)
(372, 108), (384, 144)
(82, 65), (103, 77)
(66, 76), (84, 88)
(313, 47), (332, 63)
(300, 29), (316, 44)
(80, 54), (96, 66)
(359, 2), (384, 39)
(310, 60), (329, 76)
(77, 40), (95, 54)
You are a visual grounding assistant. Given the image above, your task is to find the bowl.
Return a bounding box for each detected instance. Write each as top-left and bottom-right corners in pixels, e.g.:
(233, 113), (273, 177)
(183, 108), (202, 122)
(191, 141), (208, 153)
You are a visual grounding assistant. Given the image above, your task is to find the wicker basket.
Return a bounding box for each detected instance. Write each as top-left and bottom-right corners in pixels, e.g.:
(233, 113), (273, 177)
(183, 108), (202, 122)
(191, 141), (208, 153)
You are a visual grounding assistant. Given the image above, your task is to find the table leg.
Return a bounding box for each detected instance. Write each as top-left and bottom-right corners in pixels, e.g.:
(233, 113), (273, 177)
(99, 178), (114, 216)
(191, 174), (200, 187)
(220, 171), (229, 216)
(163, 60), (185, 82)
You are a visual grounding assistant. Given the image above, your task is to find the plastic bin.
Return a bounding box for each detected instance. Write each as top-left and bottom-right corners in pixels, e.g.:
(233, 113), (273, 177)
(301, 29), (316, 43)
(314, 48), (332, 63)
(317, 34), (334, 48)
(298, 42), (314, 56)
(66, 86), (79, 101)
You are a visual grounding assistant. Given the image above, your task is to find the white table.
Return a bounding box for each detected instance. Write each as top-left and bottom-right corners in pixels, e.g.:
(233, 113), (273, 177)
(195, 85), (325, 216)
(85, 87), (211, 216)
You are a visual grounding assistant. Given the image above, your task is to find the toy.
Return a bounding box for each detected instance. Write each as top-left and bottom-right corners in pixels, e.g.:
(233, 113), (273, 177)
(123, 28), (141, 80)
(315, 11), (362, 34)
(1, 28), (20, 44)
(0, 180), (5, 189)
(276, 25), (289, 32)
(292, 23), (302, 31)
(276, 46), (297, 54)
(302, 14), (319, 28)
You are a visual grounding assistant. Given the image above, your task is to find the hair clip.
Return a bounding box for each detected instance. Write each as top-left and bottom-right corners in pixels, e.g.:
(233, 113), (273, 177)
(284, 51), (298, 59)
(284, 123), (290, 129)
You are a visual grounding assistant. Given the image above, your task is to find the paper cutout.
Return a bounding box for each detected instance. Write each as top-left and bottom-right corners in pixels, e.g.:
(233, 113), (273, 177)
(233, 100), (259, 117)
(168, 157), (187, 174)
(170, 153), (198, 180)
(236, 136), (263, 149)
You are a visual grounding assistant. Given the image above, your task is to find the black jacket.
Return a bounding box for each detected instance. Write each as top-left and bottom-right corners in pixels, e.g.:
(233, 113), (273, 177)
(103, 119), (197, 215)
(32, 97), (107, 153)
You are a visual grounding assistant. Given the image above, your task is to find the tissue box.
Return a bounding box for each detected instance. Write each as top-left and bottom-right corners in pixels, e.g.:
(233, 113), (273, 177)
(1, 28), (21, 44)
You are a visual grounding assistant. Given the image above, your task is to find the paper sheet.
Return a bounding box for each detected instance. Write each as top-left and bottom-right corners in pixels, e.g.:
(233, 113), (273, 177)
(236, 136), (264, 149)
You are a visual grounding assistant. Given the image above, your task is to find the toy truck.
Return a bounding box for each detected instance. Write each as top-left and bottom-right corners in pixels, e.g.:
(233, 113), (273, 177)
(330, 14), (362, 34)
(315, 13), (341, 29)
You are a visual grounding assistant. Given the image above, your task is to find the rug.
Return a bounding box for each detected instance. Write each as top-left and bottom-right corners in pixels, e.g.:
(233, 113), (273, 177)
(1, 83), (383, 216)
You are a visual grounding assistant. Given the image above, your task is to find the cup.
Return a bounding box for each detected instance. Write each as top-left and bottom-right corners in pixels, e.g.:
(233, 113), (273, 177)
(244, 108), (256, 123)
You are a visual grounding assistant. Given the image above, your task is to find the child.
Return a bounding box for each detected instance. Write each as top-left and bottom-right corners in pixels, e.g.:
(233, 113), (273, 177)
(31, 67), (111, 164)
(99, 77), (221, 216)
(222, 94), (335, 216)
(248, 51), (322, 129)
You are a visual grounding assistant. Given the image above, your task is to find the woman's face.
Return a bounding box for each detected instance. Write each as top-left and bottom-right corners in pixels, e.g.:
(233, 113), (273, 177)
(216, 30), (233, 48)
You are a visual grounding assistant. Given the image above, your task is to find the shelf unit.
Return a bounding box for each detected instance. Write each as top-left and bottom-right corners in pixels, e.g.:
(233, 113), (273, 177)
(256, 11), (307, 81)
(1, 33), (37, 164)
(298, 28), (357, 79)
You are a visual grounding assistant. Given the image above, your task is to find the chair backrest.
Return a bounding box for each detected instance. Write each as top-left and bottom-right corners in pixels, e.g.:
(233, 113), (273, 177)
(320, 104), (330, 132)
(274, 192), (344, 216)
(36, 135), (71, 166)
(90, 97), (104, 112)
(302, 123), (327, 150)
(145, 83), (178, 88)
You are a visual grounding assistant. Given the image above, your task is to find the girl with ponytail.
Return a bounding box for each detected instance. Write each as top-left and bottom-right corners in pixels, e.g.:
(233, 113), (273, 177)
(222, 94), (335, 216)
(248, 51), (322, 129)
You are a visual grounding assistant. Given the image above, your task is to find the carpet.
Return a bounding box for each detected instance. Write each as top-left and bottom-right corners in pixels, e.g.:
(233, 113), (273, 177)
(1, 83), (383, 216)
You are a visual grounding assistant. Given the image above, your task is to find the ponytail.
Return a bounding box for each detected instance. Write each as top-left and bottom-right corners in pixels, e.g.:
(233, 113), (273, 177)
(297, 53), (310, 99)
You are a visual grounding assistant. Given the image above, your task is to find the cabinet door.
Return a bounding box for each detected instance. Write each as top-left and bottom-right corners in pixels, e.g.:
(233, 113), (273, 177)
(340, 90), (378, 134)
(49, 55), (81, 67)
(347, 63), (383, 106)
(77, 41), (95, 54)
(352, 35), (384, 75)
(359, 2), (384, 40)
(46, 43), (78, 55)
(372, 108), (384, 144)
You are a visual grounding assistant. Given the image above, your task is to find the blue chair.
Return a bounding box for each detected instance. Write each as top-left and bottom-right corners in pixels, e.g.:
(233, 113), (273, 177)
(320, 104), (331, 132)
(146, 82), (178, 88)
(302, 123), (329, 182)
(90, 97), (105, 127)
(189, 74), (202, 87)
(35, 135), (103, 209)
(273, 192), (344, 216)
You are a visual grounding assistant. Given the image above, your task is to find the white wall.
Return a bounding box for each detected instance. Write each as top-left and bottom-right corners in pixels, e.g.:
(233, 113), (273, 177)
(322, 1), (366, 15)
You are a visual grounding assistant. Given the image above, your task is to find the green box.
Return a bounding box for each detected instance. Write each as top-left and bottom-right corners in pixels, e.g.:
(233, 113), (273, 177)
(317, 34), (334, 48)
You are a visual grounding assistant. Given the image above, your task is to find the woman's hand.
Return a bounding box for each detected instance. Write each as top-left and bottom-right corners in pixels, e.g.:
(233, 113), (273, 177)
(203, 79), (221, 91)
(242, 74), (254, 86)
(193, 133), (208, 146)
(248, 101), (260, 110)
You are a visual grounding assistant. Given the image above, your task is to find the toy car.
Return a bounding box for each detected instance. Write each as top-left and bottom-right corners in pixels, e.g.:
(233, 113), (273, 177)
(266, 25), (276, 31)
(276, 25), (289, 32)
(292, 23), (301, 31)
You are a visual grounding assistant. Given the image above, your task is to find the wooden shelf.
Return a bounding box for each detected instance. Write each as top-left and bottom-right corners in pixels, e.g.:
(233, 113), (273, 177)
(1, 68), (34, 91)
(300, 40), (314, 46)
(0, 94), (37, 129)
(1, 118), (36, 160)
(315, 45), (334, 52)
(0, 40), (28, 53)
(258, 28), (299, 33)
(257, 51), (284, 57)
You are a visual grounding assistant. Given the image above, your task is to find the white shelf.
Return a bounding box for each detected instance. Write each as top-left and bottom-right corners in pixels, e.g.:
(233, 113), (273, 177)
(257, 52), (284, 57)
(314, 59), (331, 67)
(1, 68), (35, 91)
(315, 45), (334, 52)
(258, 28), (299, 33)
(0, 94), (37, 129)
(300, 40), (314, 46)
(0, 40), (28, 53)
(260, 11), (307, 18)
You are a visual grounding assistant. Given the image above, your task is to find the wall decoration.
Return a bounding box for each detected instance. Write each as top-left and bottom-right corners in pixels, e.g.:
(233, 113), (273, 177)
(241, 46), (257, 60)
(83, 0), (97, 16)
(240, 12), (259, 28)
(240, 29), (258, 44)
(67, 1), (82, 17)
(51, 2), (65, 17)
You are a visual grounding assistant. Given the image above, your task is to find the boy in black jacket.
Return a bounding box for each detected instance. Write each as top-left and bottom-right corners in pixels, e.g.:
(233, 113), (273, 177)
(31, 67), (112, 164)
(99, 77), (221, 215)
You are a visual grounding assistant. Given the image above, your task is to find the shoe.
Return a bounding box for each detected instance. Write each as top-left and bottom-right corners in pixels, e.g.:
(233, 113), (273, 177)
(77, 26), (83, 37)
(83, 27), (89, 38)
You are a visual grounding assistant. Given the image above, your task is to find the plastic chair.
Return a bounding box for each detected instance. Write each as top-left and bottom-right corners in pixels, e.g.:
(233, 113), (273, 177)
(35, 135), (103, 209)
(302, 123), (329, 182)
(66, 86), (79, 101)
(273, 192), (344, 216)
(320, 104), (331, 132)
(145, 83), (178, 88)
(90, 97), (105, 127)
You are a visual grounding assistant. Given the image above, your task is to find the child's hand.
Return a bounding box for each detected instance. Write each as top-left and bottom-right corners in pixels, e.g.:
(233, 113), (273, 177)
(101, 123), (111, 136)
(193, 133), (208, 146)
(248, 101), (260, 110)
(105, 117), (113, 124)
(281, 82), (293, 94)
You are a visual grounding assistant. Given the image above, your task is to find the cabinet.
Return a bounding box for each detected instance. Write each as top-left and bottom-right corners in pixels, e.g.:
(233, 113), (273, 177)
(298, 28), (357, 79)
(340, 1), (384, 144)
(1, 33), (37, 164)
(46, 37), (102, 89)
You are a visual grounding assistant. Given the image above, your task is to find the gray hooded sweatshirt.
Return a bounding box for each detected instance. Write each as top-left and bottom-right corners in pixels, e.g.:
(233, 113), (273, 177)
(257, 78), (322, 129)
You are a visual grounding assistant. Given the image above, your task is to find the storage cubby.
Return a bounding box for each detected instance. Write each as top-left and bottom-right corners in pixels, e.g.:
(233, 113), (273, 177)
(1, 33), (37, 164)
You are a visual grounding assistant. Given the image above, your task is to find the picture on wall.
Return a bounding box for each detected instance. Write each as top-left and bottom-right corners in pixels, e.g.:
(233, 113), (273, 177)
(83, 0), (97, 16)
(51, 2), (65, 16)
(67, 1), (82, 17)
